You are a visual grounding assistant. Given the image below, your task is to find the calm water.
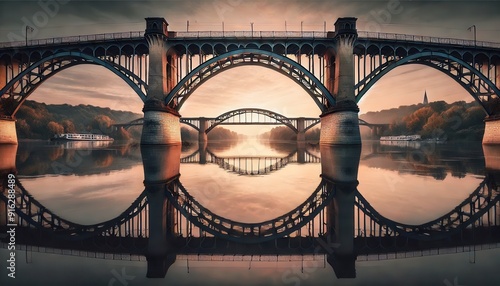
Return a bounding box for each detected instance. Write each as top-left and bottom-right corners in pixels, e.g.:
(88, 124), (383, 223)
(1, 139), (499, 285)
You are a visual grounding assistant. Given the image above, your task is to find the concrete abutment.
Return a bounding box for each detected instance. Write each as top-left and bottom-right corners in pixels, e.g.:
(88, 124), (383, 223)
(0, 118), (17, 145)
(483, 117), (500, 145)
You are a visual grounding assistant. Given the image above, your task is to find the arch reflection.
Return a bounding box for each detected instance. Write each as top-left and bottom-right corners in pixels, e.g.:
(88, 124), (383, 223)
(0, 144), (499, 280)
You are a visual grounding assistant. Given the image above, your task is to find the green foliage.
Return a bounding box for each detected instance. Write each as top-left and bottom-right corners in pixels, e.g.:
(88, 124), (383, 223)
(15, 100), (141, 140)
(371, 101), (487, 141)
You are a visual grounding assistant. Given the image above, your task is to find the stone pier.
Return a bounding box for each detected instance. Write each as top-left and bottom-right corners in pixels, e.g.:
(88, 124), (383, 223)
(141, 17), (181, 145)
(296, 117), (306, 144)
(321, 144), (361, 278)
(483, 117), (500, 145)
(141, 144), (181, 277)
(320, 18), (361, 145)
(0, 118), (17, 145)
(198, 117), (208, 144)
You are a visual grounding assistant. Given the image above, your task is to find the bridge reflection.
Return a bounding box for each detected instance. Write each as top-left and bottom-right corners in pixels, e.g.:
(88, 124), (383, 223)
(1, 145), (500, 279)
(181, 146), (321, 175)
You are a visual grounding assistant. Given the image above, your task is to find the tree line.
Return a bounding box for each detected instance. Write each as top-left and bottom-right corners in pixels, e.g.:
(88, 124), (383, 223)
(15, 100), (142, 140)
(380, 101), (485, 140)
(260, 101), (486, 142)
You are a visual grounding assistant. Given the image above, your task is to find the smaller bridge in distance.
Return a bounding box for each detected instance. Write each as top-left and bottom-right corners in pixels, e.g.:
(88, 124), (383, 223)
(114, 108), (389, 141)
(180, 148), (321, 175)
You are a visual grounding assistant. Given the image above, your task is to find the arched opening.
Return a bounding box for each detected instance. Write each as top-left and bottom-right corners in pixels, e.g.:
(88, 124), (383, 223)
(167, 49), (334, 112)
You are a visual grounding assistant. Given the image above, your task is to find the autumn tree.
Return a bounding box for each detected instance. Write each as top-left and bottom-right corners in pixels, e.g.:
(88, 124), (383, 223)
(61, 119), (76, 133)
(47, 121), (64, 135)
(89, 115), (114, 134)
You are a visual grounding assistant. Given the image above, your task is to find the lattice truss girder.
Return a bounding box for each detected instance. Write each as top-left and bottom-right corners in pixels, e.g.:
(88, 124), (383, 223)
(167, 50), (333, 111)
(354, 52), (500, 115)
(1, 178), (149, 239)
(0, 51), (149, 116)
(206, 108), (299, 133)
(355, 177), (500, 240)
(167, 177), (335, 243)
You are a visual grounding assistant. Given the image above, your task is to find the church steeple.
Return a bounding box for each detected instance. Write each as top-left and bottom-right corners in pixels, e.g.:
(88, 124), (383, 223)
(423, 90), (429, 105)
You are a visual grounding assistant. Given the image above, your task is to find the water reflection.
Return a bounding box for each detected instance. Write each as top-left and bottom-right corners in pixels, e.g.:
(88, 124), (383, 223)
(16, 141), (142, 176)
(1, 141), (500, 284)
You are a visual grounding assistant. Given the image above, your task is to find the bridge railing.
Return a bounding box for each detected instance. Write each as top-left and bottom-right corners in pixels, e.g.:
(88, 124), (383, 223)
(2, 29), (500, 49)
(0, 31), (145, 48)
(172, 31), (328, 39)
(358, 31), (500, 49)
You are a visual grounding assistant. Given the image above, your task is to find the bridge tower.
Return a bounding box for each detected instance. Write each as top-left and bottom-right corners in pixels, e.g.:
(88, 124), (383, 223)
(141, 18), (182, 145)
(320, 18), (361, 145)
(141, 145), (181, 277)
(321, 145), (361, 278)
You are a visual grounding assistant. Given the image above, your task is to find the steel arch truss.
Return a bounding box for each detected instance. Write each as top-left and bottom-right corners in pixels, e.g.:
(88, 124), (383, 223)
(166, 177), (335, 243)
(206, 108), (300, 133)
(355, 52), (500, 115)
(0, 52), (148, 116)
(1, 177), (149, 239)
(355, 176), (500, 241)
(165, 49), (335, 111)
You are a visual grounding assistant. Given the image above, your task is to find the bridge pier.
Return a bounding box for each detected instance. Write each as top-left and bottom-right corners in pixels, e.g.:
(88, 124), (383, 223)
(141, 102), (182, 145)
(483, 145), (500, 186)
(320, 18), (361, 145)
(141, 145), (181, 277)
(296, 144), (306, 164)
(321, 144), (361, 278)
(198, 140), (208, 164)
(0, 118), (17, 145)
(296, 117), (306, 146)
(483, 117), (500, 145)
(198, 117), (208, 144)
(141, 17), (182, 146)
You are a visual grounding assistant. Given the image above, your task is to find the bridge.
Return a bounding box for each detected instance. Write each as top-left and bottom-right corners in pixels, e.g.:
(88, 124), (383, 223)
(113, 109), (389, 141)
(2, 169), (499, 278)
(1, 17), (499, 145)
(180, 148), (321, 175)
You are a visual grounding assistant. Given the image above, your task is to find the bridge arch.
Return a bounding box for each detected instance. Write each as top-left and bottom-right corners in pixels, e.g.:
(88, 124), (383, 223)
(166, 177), (335, 243)
(0, 51), (147, 116)
(164, 49), (335, 111)
(206, 108), (300, 133)
(356, 52), (500, 115)
(356, 176), (500, 240)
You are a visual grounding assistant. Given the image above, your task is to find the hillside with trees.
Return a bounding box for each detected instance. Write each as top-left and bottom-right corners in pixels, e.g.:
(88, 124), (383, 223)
(259, 101), (486, 142)
(15, 100), (141, 140)
(360, 101), (486, 141)
(259, 126), (320, 142)
(181, 126), (244, 142)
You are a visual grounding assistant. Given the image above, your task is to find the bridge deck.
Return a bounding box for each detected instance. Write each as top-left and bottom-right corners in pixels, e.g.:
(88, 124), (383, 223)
(1, 30), (500, 50)
(2, 226), (499, 257)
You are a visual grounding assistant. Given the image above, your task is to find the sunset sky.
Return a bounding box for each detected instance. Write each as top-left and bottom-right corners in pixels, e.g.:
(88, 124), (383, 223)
(1, 0), (499, 133)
